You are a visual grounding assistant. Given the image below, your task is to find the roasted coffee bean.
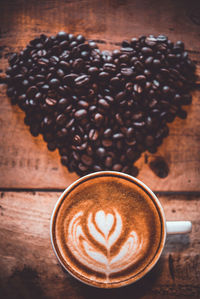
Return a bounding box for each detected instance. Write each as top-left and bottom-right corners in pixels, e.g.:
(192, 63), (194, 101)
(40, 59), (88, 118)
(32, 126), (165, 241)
(49, 78), (60, 88)
(110, 76), (121, 87)
(145, 135), (155, 147)
(119, 54), (129, 63)
(152, 79), (160, 88)
(56, 128), (68, 138)
(133, 121), (145, 128)
(14, 73), (24, 83)
(94, 113), (104, 126)
(74, 109), (87, 120)
(56, 69), (65, 78)
(9, 53), (18, 65)
(66, 118), (75, 129)
(132, 112), (144, 121)
(105, 156), (113, 168)
(78, 162), (88, 172)
(81, 154), (93, 166)
(145, 56), (154, 66)
(149, 156), (169, 178)
(56, 114), (67, 126)
(63, 74), (77, 85)
(45, 97), (57, 106)
(102, 139), (112, 147)
(41, 84), (50, 92)
(116, 91), (126, 102)
(113, 133), (124, 140)
(103, 63), (116, 73)
(96, 147), (106, 158)
(6, 33), (196, 179)
(134, 60), (145, 72)
(162, 85), (170, 94)
(135, 75), (146, 83)
(103, 128), (112, 138)
(76, 99), (88, 109)
(133, 84), (143, 93)
(105, 96), (114, 104)
(73, 135), (82, 145)
(59, 60), (70, 71)
(121, 68), (134, 76)
(27, 86), (38, 97)
(47, 141), (57, 151)
(115, 113), (123, 126)
(99, 71), (110, 80)
(76, 35), (85, 43)
(89, 129), (98, 141)
(75, 75), (90, 87)
(126, 148), (137, 161)
(93, 165), (102, 172)
(30, 124), (40, 137)
(130, 166), (139, 177)
(141, 47), (153, 55)
(122, 40), (130, 47)
(73, 58), (85, 72)
(56, 31), (68, 41)
(57, 98), (70, 111)
(88, 66), (99, 75)
(81, 51), (89, 58)
(153, 59), (161, 68)
(112, 164), (123, 171)
(89, 105), (97, 114)
(98, 99), (110, 110)
(72, 151), (80, 162)
(42, 115), (53, 128)
(68, 160), (77, 172)
(21, 79), (29, 88)
(125, 127), (134, 139)
(125, 82), (133, 91)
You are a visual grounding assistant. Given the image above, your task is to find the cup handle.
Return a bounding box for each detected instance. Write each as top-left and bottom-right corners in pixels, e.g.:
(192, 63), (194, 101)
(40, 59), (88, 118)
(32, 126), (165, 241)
(166, 221), (192, 234)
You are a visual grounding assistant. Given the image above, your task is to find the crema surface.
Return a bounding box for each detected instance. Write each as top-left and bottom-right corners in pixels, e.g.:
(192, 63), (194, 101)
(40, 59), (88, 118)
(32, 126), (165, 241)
(52, 174), (164, 288)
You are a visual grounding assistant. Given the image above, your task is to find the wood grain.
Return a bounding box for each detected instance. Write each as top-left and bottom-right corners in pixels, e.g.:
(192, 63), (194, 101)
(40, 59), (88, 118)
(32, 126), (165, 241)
(0, 0), (200, 190)
(0, 191), (199, 299)
(0, 1), (200, 297)
(0, 0), (200, 53)
(0, 85), (199, 191)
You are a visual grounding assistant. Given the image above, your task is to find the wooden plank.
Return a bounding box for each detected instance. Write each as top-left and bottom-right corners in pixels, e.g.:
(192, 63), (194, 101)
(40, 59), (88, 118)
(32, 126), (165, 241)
(0, 0), (200, 54)
(0, 85), (199, 191)
(0, 0), (200, 190)
(0, 191), (199, 298)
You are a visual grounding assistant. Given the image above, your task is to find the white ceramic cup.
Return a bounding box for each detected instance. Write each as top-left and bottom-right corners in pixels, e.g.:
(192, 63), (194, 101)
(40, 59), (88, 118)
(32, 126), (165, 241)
(50, 171), (192, 288)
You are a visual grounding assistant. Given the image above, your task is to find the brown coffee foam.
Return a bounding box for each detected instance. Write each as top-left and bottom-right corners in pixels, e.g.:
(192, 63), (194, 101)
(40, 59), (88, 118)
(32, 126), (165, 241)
(52, 174), (165, 287)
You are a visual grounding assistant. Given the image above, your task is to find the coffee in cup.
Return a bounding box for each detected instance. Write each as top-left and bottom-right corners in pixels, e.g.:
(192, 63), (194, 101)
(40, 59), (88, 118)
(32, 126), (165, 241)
(50, 171), (168, 288)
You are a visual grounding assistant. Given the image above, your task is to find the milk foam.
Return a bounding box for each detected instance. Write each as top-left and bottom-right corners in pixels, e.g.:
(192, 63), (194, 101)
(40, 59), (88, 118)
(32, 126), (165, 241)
(67, 208), (142, 279)
(53, 175), (163, 287)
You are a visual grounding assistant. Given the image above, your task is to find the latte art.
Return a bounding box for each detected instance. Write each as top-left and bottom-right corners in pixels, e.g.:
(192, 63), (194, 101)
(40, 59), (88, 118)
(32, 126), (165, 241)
(67, 208), (143, 279)
(52, 174), (164, 287)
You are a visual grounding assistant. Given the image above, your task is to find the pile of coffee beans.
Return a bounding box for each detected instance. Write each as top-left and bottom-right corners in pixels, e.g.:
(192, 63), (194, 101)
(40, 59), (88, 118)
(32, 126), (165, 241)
(5, 32), (196, 177)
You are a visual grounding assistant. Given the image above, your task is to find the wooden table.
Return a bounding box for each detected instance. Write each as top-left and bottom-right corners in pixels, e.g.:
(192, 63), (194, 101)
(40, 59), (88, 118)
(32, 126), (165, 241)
(0, 0), (200, 298)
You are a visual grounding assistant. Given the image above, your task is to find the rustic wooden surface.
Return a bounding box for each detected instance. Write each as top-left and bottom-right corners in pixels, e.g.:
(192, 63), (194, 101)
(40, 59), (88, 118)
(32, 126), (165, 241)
(0, 0), (200, 298)
(0, 192), (200, 299)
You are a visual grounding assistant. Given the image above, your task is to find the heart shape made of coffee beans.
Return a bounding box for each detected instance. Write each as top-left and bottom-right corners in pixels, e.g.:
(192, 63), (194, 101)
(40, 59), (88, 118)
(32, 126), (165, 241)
(5, 32), (196, 177)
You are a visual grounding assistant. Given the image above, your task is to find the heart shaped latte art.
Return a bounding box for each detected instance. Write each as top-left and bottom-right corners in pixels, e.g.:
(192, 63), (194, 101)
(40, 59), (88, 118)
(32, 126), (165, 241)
(95, 210), (114, 239)
(67, 208), (142, 279)
(5, 32), (196, 177)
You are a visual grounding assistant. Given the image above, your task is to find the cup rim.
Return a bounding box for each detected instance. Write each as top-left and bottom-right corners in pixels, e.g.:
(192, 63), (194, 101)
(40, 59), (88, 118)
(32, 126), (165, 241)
(50, 171), (167, 288)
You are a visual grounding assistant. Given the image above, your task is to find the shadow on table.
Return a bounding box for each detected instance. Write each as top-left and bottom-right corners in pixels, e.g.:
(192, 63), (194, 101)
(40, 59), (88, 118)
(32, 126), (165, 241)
(165, 234), (191, 252)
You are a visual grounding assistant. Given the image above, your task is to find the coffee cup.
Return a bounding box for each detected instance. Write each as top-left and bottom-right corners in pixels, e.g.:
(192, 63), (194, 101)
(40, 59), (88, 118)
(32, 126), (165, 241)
(50, 171), (192, 288)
